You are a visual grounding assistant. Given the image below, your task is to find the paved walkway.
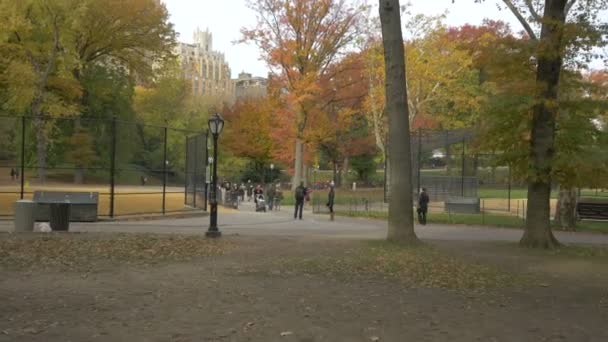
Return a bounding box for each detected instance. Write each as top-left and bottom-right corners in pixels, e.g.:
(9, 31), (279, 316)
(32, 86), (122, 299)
(1, 201), (608, 245)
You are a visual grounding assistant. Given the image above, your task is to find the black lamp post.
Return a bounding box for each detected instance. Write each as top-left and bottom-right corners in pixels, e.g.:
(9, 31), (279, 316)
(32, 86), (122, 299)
(270, 163), (274, 183)
(206, 113), (224, 238)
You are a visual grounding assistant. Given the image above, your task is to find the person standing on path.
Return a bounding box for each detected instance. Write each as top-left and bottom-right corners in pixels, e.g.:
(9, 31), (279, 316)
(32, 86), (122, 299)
(417, 188), (429, 225)
(327, 181), (335, 221)
(294, 182), (307, 220)
(274, 184), (283, 211)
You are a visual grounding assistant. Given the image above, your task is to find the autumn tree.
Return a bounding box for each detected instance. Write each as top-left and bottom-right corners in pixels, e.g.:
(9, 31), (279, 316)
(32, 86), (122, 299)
(221, 97), (279, 182)
(379, 0), (419, 244)
(0, 0), (82, 182)
(308, 51), (376, 185)
(463, 0), (608, 246)
(364, 16), (481, 158)
(67, 0), (176, 183)
(241, 0), (366, 189)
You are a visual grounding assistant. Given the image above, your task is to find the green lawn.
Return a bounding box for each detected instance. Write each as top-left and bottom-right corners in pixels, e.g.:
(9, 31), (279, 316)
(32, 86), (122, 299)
(334, 210), (608, 233)
(478, 188), (608, 200)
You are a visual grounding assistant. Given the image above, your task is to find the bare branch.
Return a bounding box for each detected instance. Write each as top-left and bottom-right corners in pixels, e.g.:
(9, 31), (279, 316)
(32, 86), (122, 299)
(502, 0), (538, 41)
(565, 0), (577, 15)
(523, 0), (542, 22)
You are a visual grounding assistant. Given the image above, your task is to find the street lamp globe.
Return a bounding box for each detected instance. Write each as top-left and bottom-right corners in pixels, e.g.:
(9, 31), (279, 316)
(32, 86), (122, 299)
(208, 113), (225, 136)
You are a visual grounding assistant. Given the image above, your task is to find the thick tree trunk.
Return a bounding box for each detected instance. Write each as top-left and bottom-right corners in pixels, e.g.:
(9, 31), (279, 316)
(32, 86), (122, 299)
(292, 138), (304, 190)
(379, 0), (418, 244)
(555, 186), (577, 231)
(520, 0), (567, 249)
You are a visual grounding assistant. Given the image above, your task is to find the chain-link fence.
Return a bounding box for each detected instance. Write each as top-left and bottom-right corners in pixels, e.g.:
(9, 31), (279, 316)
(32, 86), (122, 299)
(311, 127), (607, 222)
(0, 115), (208, 218)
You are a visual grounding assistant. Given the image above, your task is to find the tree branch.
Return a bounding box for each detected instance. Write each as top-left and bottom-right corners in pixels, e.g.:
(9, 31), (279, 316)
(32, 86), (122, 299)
(523, 0), (541, 22)
(565, 0), (577, 15)
(502, 0), (538, 41)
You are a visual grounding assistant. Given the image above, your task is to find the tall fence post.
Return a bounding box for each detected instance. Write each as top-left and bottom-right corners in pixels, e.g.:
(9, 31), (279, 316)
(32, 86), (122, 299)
(184, 135), (190, 205)
(507, 163), (512, 212)
(20, 115), (25, 199)
(482, 199), (485, 225)
(461, 137), (465, 197)
(204, 131), (209, 211)
(193, 135), (199, 208)
(417, 128), (422, 196)
(162, 122), (168, 215)
(109, 116), (117, 218)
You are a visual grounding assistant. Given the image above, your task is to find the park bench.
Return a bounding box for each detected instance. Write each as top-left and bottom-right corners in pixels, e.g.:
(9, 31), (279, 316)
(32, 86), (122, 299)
(34, 191), (99, 222)
(444, 196), (481, 214)
(577, 198), (608, 220)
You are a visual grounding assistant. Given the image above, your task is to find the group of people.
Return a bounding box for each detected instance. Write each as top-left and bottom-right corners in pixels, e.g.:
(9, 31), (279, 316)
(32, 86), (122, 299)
(218, 181), (284, 211)
(218, 178), (430, 225)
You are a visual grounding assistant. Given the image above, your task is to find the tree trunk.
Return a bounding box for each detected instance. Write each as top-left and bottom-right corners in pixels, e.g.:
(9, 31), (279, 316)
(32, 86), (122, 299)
(379, 0), (419, 244)
(520, 0), (567, 249)
(292, 138), (304, 190)
(343, 156), (350, 188)
(555, 186), (577, 231)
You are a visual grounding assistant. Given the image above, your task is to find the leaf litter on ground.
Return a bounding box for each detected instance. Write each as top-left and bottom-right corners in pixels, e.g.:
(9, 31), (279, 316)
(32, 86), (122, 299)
(275, 240), (520, 291)
(0, 233), (232, 271)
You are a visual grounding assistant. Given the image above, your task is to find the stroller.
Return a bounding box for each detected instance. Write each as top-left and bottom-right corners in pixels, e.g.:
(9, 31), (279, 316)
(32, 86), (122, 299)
(255, 194), (267, 212)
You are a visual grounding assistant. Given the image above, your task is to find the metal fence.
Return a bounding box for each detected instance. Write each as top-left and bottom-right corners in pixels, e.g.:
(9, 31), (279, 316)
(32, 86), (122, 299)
(0, 115), (208, 218)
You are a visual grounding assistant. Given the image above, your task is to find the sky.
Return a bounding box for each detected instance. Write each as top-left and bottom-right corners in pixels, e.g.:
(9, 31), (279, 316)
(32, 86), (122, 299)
(160, 0), (563, 78)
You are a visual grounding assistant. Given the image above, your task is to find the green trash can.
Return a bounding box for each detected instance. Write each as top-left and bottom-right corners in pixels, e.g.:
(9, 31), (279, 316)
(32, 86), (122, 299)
(49, 202), (71, 231)
(13, 200), (36, 232)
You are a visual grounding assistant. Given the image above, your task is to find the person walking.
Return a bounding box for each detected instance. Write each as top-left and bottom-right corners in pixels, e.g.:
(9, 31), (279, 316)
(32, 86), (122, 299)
(327, 181), (335, 221)
(417, 188), (430, 225)
(267, 184), (276, 211)
(274, 184), (283, 211)
(10, 168), (16, 181)
(294, 181), (307, 220)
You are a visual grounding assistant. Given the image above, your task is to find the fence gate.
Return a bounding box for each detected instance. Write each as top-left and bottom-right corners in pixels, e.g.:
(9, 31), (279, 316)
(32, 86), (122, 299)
(185, 132), (208, 209)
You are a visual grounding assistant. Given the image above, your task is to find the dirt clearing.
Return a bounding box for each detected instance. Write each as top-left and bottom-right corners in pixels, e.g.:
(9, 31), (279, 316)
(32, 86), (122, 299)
(1, 233), (607, 342)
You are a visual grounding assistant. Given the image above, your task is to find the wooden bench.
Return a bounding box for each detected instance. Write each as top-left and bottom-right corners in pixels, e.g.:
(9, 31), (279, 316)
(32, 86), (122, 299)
(577, 198), (608, 220)
(34, 191), (99, 222)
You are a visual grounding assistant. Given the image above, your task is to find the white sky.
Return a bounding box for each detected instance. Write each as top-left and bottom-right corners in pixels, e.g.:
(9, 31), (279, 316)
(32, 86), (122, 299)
(161, 0), (599, 78)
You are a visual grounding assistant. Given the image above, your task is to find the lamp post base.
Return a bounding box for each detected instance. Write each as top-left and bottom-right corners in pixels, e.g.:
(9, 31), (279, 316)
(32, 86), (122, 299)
(205, 230), (222, 238)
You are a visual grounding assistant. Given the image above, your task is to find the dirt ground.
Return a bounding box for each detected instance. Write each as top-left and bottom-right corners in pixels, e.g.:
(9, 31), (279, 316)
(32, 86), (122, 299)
(1, 233), (608, 342)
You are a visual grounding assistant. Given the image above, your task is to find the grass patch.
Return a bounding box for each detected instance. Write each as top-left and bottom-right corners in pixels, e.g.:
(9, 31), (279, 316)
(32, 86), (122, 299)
(335, 210), (608, 233)
(528, 244), (608, 259)
(277, 240), (517, 291)
(478, 188), (608, 199)
(0, 233), (232, 271)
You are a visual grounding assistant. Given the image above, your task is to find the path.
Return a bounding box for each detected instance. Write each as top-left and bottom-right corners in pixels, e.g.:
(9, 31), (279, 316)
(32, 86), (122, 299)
(2, 200), (607, 245)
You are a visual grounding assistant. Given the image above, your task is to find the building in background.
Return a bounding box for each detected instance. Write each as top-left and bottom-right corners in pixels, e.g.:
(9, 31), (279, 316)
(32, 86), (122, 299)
(233, 72), (268, 102)
(176, 28), (235, 102)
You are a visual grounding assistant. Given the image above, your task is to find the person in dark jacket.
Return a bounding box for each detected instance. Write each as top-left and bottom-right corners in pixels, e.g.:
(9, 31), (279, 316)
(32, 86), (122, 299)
(327, 181), (335, 221)
(294, 182), (307, 220)
(417, 188), (429, 225)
